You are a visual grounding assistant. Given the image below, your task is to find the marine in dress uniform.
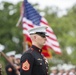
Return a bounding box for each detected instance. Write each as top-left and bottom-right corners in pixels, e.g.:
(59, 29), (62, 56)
(20, 26), (49, 75)
(5, 51), (17, 75)
(63, 66), (70, 75)
(15, 54), (22, 72)
(69, 65), (76, 75)
(50, 66), (58, 75)
(57, 65), (64, 75)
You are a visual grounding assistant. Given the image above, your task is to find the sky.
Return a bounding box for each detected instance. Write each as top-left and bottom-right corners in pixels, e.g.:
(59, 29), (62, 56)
(0, 0), (76, 17)
(0, 0), (76, 10)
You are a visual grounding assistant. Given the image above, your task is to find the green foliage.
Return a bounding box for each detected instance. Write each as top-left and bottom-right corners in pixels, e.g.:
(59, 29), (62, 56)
(0, 2), (23, 54)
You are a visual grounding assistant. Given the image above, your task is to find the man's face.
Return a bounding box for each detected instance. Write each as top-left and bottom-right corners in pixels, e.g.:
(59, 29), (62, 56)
(52, 70), (57, 74)
(35, 34), (47, 47)
(15, 58), (20, 64)
(8, 55), (15, 62)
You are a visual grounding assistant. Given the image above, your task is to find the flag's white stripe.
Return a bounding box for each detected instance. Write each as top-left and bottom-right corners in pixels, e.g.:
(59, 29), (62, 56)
(47, 32), (57, 39)
(41, 17), (48, 23)
(23, 30), (29, 35)
(46, 42), (61, 53)
(23, 23), (33, 30)
(40, 23), (53, 31)
(46, 42), (61, 52)
(23, 18), (33, 25)
(47, 37), (60, 46)
(23, 23), (28, 29)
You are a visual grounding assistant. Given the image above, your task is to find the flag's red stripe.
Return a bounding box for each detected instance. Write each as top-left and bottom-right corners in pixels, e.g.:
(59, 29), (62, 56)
(41, 20), (48, 26)
(23, 22), (34, 28)
(47, 36), (57, 41)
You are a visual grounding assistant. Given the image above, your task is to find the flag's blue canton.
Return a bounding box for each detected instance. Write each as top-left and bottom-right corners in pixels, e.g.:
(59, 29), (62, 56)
(24, 0), (41, 26)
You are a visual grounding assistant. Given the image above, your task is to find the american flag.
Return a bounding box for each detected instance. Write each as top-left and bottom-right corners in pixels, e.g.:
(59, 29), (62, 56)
(22, 0), (61, 55)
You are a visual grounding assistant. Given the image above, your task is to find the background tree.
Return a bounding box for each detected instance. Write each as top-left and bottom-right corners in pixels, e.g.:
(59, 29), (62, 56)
(0, 2), (23, 54)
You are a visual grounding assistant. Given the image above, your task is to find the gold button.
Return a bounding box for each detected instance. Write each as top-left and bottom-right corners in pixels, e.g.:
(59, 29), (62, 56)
(40, 63), (42, 65)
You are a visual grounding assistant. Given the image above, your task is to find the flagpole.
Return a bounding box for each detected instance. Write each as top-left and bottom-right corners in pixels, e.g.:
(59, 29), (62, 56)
(16, 15), (22, 27)
(16, 2), (27, 53)
(22, 35), (26, 53)
(16, 1), (24, 27)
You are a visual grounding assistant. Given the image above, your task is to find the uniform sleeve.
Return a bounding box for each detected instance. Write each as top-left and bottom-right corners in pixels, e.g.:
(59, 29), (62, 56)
(20, 53), (34, 75)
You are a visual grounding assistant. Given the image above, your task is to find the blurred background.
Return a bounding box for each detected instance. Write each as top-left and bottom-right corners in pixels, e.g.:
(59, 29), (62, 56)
(0, 0), (76, 75)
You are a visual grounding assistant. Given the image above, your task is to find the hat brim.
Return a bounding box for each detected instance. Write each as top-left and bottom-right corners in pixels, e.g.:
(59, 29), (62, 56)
(35, 32), (49, 37)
